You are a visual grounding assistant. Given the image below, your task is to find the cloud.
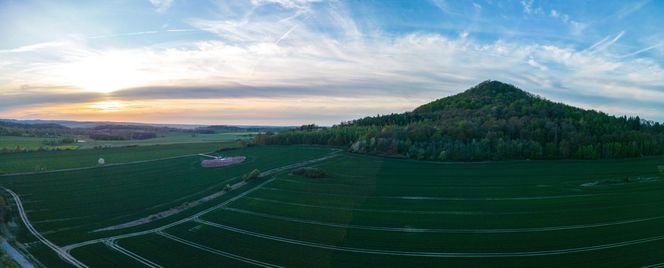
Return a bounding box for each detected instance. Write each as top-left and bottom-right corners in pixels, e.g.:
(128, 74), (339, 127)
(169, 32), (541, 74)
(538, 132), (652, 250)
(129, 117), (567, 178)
(0, 40), (70, 54)
(1, 0), (664, 124)
(250, 0), (320, 9)
(615, 0), (651, 19)
(0, 90), (101, 112)
(548, 9), (586, 36)
(520, 0), (543, 15)
(148, 0), (173, 12)
(4, 31), (664, 118)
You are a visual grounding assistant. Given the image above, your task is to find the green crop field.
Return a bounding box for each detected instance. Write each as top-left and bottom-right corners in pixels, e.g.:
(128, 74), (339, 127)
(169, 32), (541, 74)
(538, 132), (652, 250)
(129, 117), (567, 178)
(2, 146), (664, 267)
(0, 142), (236, 174)
(0, 132), (254, 151)
(0, 145), (336, 267)
(74, 132), (256, 149)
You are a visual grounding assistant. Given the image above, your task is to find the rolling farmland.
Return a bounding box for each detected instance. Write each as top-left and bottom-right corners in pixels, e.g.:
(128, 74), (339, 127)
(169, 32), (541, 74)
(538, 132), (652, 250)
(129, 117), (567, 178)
(2, 144), (663, 267)
(0, 142), (236, 174)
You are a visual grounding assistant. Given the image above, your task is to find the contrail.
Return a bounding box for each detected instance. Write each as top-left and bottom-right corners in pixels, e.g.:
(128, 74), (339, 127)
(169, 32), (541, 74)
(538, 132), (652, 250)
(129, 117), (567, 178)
(250, 14), (312, 76)
(586, 31), (624, 53)
(619, 43), (663, 58)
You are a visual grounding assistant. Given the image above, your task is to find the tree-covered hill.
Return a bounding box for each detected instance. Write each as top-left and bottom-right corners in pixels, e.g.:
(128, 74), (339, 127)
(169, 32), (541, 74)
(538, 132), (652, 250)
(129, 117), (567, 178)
(255, 81), (664, 161)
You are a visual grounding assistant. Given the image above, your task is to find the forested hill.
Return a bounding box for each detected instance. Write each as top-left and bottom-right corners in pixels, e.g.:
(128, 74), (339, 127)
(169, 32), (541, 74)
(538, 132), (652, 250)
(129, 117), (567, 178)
(255, 81), (664, 161)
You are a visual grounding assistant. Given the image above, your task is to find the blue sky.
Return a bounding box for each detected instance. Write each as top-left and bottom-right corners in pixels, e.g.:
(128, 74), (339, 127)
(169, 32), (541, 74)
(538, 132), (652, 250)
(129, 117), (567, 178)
(1, 0), (663, 125)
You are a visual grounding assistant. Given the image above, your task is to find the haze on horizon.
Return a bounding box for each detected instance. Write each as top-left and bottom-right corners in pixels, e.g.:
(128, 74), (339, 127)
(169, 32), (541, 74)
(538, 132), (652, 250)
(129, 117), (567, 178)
(1, 0), (663, 126)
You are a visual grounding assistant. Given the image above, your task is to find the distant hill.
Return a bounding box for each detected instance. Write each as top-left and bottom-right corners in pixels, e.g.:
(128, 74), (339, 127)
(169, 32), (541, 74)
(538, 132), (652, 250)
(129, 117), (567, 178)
(0, 120), (71, 137)
(0, 118), (292, 142)
(0, 120), (68, 129)
(256, 81), (664, 160)
(0, 119), (206, 129)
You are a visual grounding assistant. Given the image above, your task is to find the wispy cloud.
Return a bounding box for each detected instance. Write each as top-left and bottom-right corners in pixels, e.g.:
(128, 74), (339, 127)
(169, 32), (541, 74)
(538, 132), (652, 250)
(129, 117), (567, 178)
(148, 0), (173, 12)
(548, 8), (587, 35)
(1, 0), (663, 124)
(615, 0), (651, 19)
(520, 0), (543, 15)
(0, 40), (69, 54)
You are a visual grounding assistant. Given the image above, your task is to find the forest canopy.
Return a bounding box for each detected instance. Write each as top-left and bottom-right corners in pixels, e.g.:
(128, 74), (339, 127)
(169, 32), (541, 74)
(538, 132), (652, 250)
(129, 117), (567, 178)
(255, 81), (664, 161)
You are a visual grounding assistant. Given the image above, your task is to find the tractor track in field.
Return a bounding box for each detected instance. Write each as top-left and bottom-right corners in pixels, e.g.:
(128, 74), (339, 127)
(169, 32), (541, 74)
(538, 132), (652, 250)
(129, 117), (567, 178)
(158, 231), (283, 268)
(257, 186), (599, 201)
(195, 218), (664, 258)
(105, 240), (163, 268)
(1, 153), (204, 177)
(62, 152), (340, 253)
(219, 207), (664, 234)
(642, 262), (664, 268)
(240, 196), (526, 215)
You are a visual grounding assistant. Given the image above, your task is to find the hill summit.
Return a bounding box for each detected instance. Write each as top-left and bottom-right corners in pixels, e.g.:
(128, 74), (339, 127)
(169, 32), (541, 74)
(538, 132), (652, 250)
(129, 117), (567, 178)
(414, 80), (533, 113)
(256, 81), (664, 161)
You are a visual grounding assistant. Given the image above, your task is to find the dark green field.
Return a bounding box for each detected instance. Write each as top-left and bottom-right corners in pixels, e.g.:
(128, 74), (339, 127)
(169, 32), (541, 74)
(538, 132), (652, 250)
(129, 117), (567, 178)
(2, 145), (664, 267)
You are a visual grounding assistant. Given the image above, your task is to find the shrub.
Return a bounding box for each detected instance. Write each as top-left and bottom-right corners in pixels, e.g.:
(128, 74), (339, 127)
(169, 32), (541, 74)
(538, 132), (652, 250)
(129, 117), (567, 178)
(243, 169), (261, 181)
(224, 184), (232, 191)
(292, 167), (326, 178)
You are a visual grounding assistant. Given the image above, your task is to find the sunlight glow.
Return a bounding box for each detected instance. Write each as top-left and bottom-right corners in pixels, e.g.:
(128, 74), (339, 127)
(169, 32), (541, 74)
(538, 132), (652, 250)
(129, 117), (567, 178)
(54, 51), (149, 93)
(90, 101), (126, 112)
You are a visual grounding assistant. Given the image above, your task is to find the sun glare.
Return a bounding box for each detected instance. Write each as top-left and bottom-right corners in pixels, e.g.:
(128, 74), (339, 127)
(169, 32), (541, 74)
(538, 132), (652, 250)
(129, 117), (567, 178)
(55, 52), (149, 93)
(90, 101), (126, 112)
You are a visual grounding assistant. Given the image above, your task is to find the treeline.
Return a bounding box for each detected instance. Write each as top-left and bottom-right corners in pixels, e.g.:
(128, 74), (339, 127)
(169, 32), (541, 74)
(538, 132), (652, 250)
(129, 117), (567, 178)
(195, 125), (290, 134)
(0, 145), (77, 153)
(0, 121), (70, 137)
(80, 125), (172, 140)
(255, 81), (664, 161)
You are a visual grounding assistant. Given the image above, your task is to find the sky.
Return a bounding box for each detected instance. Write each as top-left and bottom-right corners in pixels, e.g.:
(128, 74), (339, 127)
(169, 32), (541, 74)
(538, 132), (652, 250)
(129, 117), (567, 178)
(1, 0), (663, 126)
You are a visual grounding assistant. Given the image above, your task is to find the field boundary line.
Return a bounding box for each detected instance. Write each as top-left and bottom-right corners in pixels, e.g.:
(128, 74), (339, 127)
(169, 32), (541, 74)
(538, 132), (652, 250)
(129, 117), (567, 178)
(3, 188), (89, 268)
(221, 207), (664, 234)
(105, 240), (163, 268)
(195, 218), (664, 258)
(1, 153), (204, 177)
(158, 231), (283, 268)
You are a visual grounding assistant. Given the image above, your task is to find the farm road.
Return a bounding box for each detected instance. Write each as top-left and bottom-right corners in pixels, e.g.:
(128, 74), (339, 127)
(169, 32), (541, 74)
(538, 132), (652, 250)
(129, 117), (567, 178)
(3, 188), (88, 268)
